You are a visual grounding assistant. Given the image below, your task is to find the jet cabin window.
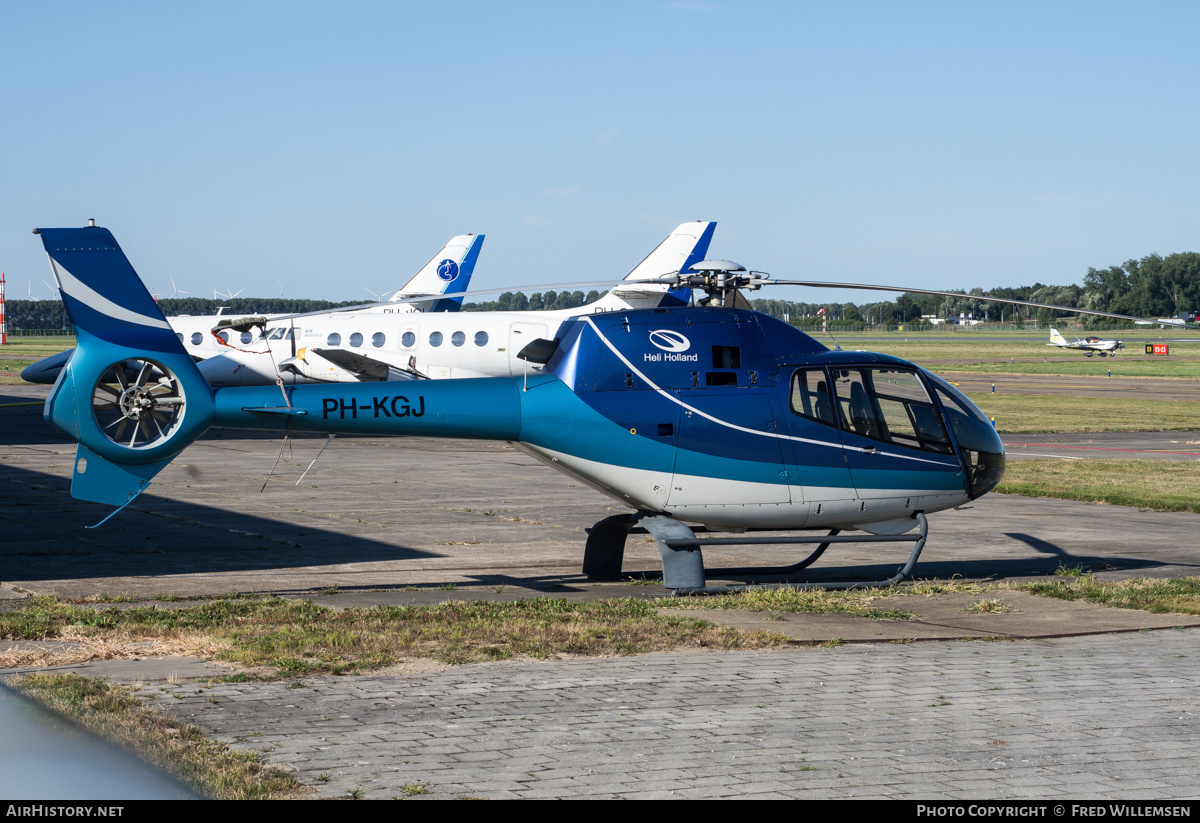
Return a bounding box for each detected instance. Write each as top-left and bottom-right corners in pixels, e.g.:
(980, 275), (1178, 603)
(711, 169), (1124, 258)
(831, 367), (952, 454)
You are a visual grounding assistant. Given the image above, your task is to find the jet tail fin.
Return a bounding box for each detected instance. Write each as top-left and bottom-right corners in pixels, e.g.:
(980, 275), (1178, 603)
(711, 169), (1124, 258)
(621, 221), (716, 306)
(624, 221), (716, 281)
(35, 225), (216, 508)
(390, 234), (484, 312)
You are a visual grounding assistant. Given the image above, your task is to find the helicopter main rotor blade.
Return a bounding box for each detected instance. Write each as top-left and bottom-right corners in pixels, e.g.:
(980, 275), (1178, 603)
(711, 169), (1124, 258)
(766, 279), (1200, 330)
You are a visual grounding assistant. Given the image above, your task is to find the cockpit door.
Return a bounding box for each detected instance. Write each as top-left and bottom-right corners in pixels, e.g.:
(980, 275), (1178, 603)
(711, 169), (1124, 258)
(828, 367), (964, 499)
(778, 367), (855, 506)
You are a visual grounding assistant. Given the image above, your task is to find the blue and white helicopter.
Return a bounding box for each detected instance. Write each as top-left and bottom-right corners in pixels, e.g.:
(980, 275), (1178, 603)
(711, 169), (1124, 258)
(38, 223), (1152, 592)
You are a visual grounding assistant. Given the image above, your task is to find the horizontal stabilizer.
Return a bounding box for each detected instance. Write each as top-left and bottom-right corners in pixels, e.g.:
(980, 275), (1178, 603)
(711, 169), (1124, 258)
(241, 406), (309, 415)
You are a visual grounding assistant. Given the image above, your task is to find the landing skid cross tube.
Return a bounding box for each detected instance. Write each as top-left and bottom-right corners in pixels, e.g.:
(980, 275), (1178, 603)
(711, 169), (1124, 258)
(583, 512), (929, 593)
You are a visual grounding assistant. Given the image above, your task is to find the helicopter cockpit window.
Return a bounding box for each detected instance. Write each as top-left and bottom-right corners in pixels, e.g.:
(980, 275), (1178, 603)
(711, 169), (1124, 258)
(789, 369), (837, 427)
(832, 368), (952, 454)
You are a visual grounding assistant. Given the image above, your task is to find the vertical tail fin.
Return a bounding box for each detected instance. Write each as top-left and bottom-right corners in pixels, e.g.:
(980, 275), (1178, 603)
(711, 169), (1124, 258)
(390, 234), (484, 312)
(624, 221), (716, 281)
(622, 221), (716, 306)
(1049, 328), (1067, 346)
(36, 225), (215, 507)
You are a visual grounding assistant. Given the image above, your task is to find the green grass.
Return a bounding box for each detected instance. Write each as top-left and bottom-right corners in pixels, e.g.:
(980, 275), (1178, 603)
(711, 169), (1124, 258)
(664, 586), (913, 620)
(1022, 575), (1200, 615)
(970, 395), (1200, 433)
(10, 674), (303, 799)
(998, 459), (1200, 512)
(0, 595), (786, 676)
(831, 331), (1200, 378)
(0, 336), (73, 383)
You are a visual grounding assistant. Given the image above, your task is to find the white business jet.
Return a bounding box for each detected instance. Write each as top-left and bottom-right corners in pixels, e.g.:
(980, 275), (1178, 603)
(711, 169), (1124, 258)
(197, 221), (716, 386)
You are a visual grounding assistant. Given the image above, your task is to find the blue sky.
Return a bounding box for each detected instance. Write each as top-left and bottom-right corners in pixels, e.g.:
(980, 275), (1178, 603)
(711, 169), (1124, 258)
(2, 1), (1198, 305)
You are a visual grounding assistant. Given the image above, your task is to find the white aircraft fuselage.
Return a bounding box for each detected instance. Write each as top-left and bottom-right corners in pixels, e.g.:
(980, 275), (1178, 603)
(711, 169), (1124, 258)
(197, 221), (716, 387)
(198, 288), (690, 385)
(1047, 328), (1123, 357)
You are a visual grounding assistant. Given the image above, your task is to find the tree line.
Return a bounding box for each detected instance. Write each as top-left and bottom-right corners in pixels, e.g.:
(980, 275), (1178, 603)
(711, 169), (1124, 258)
(6, 252), (1197, 331)
(3, 297), (370, 333)
(752, 251), (1200, 330)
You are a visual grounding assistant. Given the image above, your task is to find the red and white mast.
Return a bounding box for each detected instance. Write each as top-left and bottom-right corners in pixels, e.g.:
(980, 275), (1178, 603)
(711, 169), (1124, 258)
(1, 272), (7, 345)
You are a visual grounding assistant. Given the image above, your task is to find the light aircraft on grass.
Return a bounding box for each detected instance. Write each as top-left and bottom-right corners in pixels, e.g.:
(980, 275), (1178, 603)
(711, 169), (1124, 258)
(194, 221), (716, 386)
(36, 223), (1007, 592)
(20, 232), (484, 384)
(1048, 328), (1123, 356)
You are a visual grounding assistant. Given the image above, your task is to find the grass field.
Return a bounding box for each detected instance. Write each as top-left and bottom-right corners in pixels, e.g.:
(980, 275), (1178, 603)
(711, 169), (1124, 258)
(0, 336), (73, 384)
(833, 330), (1200, 378)
(998, 459), (1200, 513)
(970, 394), (1200, 433)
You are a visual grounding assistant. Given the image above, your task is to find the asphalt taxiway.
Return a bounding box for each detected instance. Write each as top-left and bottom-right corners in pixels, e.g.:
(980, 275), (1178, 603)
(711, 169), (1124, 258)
(4, 381), (1200, 799)
(4, 383), (1200, 602)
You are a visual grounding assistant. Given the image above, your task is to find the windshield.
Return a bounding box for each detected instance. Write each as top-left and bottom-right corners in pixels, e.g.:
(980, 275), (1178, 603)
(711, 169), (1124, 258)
(921, 370), (1006, 498)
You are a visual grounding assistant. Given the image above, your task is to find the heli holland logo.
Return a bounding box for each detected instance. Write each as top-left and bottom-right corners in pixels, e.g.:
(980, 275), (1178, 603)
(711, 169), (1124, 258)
(436, 259), (459, 282)
(645, 329), (698, 363)
(649, 329), (690, 353)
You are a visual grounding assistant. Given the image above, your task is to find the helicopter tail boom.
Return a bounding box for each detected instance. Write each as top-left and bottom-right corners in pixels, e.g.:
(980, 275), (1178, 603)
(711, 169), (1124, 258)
(36, 225), (528, 510)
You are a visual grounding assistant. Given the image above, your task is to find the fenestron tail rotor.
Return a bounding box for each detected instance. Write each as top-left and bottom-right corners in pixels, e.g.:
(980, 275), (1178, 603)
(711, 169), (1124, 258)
(92, 360), (187, 449)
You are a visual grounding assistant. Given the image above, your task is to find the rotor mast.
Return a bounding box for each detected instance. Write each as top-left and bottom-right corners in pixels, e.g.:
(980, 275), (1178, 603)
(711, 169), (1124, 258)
(663, 260), (769, 308)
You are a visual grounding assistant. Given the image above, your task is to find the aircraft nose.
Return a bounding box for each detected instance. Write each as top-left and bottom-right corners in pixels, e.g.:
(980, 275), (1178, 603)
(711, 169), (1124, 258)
(197, 354), (251, 387)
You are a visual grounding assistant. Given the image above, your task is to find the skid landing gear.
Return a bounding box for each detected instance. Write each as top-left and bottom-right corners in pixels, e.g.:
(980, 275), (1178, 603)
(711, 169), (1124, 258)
(583, 512), (929, 593)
